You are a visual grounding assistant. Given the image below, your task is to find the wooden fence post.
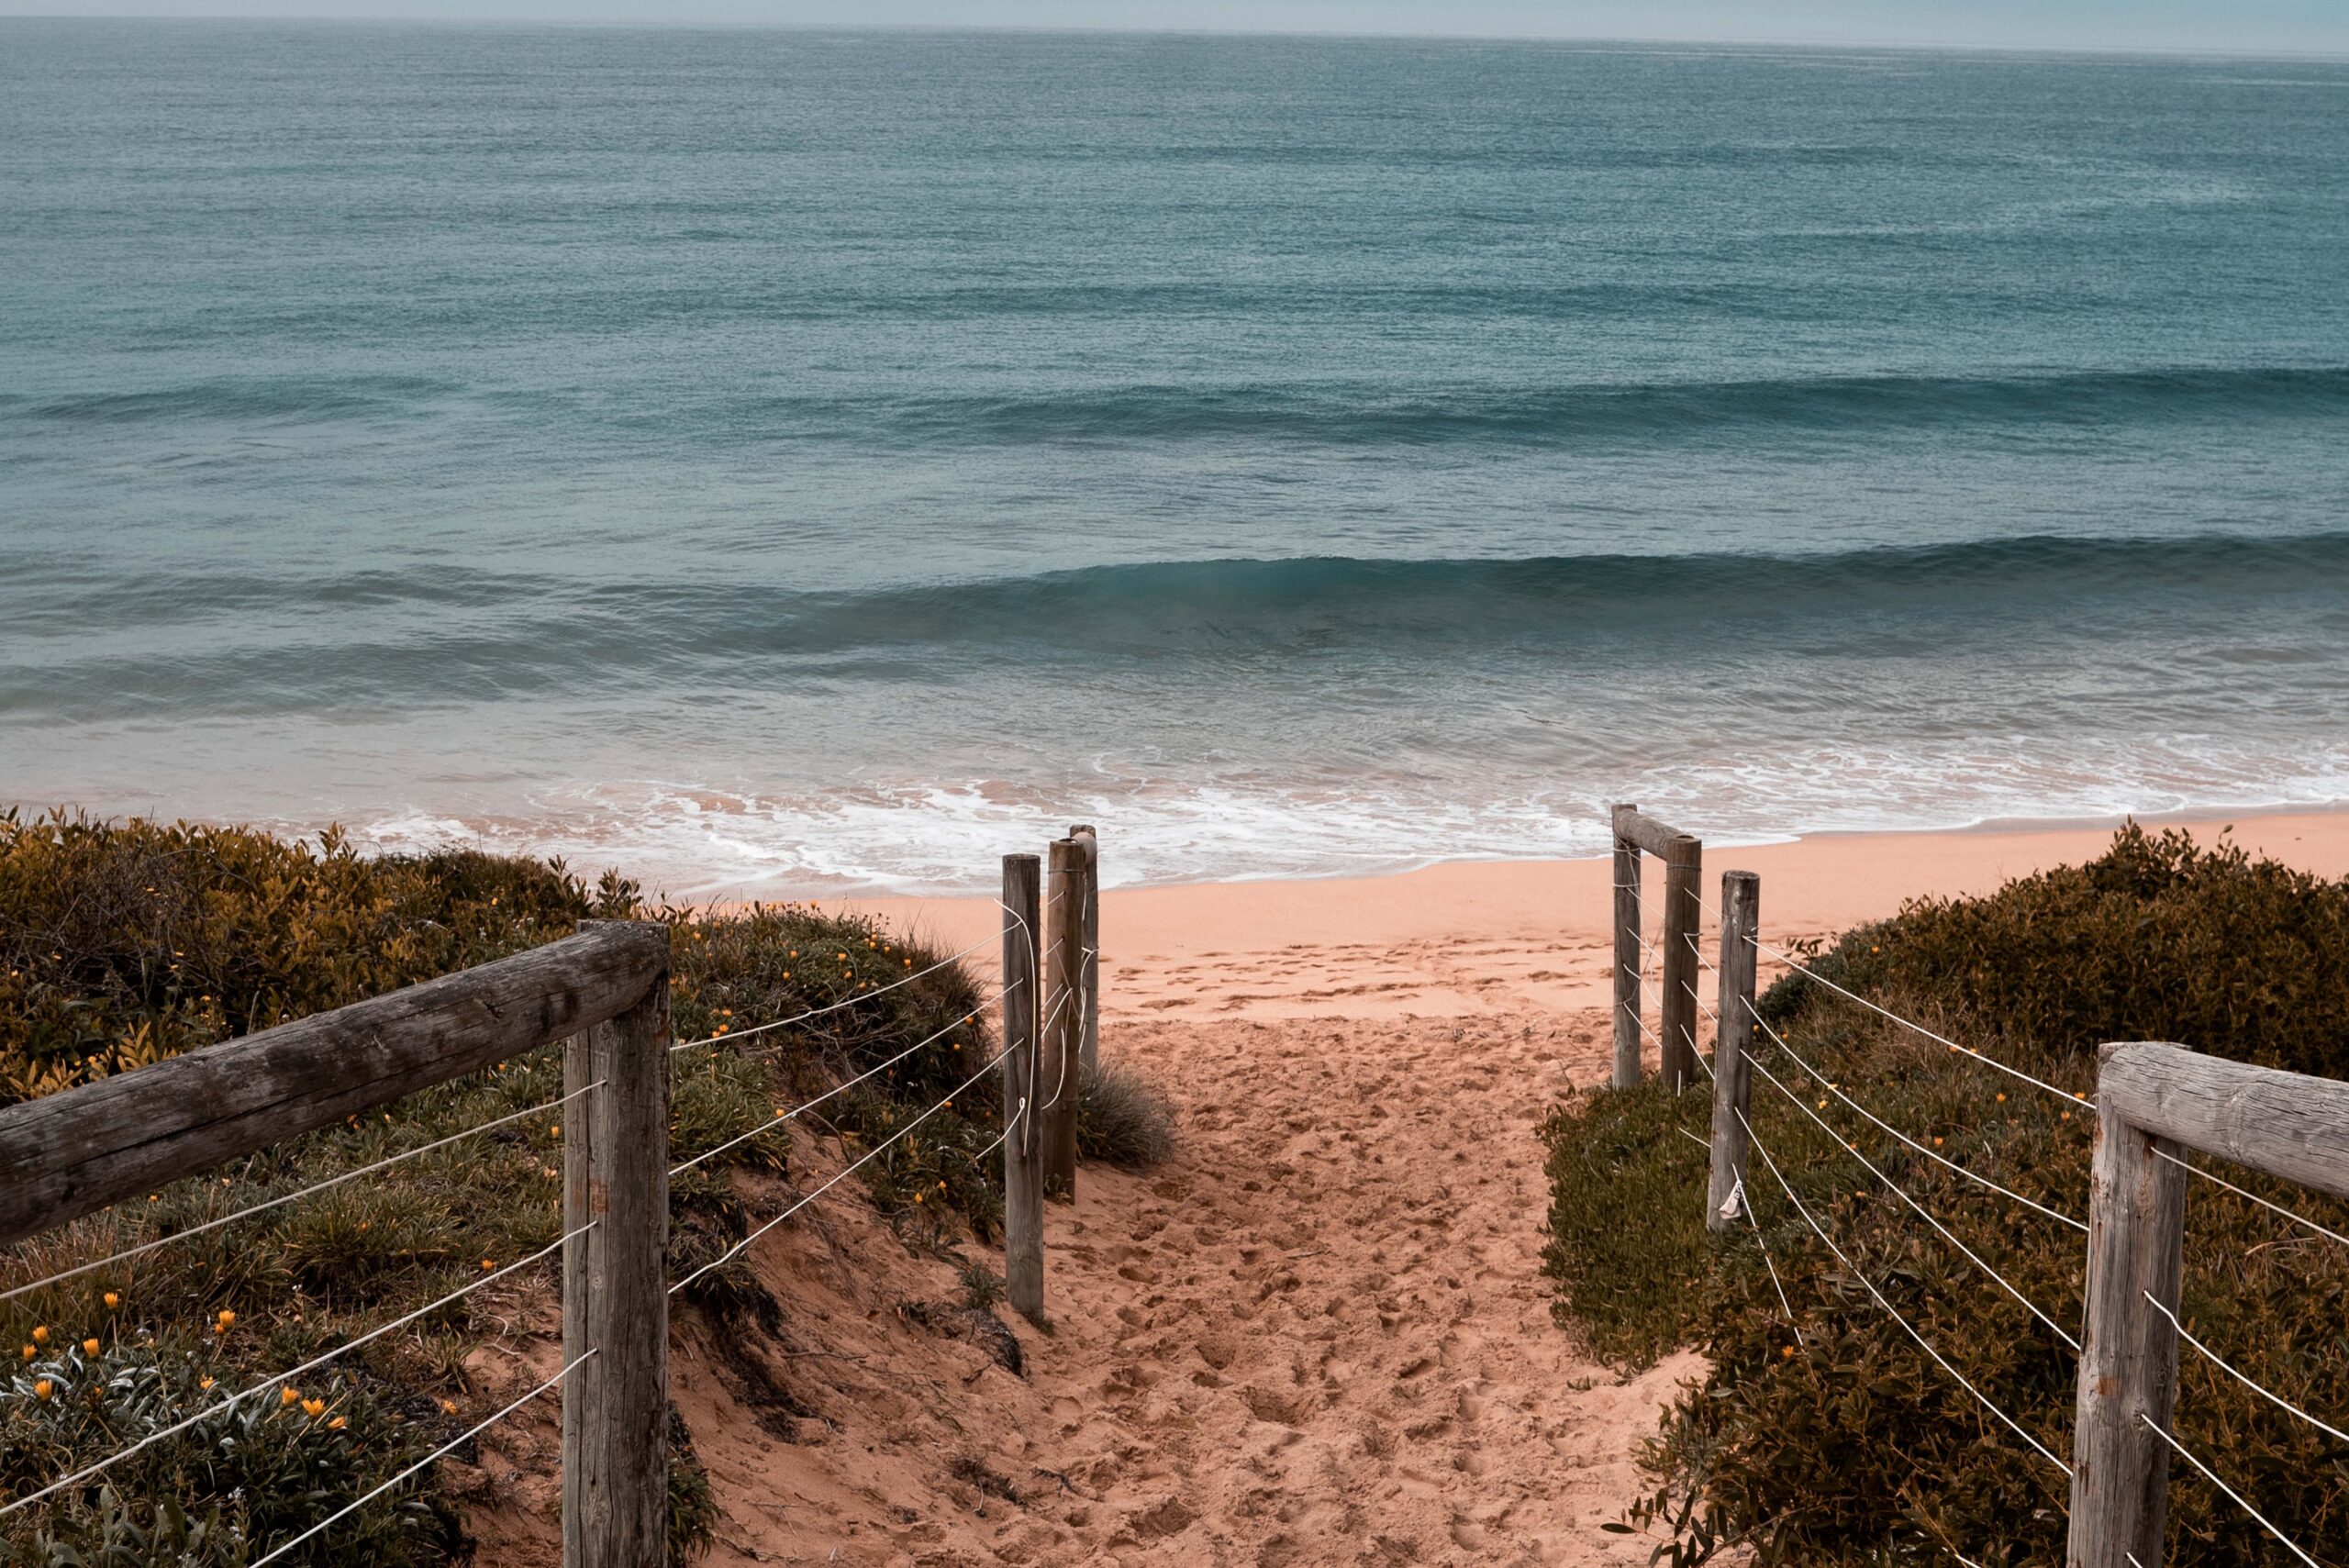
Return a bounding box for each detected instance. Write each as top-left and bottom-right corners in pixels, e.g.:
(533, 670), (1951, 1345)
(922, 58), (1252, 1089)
(1043, 837), (1084, 1200)
(2067, 1055), (2188, 1568)
(1660, 832), (1704, 1092)
(1610, 804), (1642, 1089)
(1706, 872), (1760, 1233)
(562, 919), (673, 1568)
(1070, 824), (1100, 1073)
(1000, 854), (1046, 1324)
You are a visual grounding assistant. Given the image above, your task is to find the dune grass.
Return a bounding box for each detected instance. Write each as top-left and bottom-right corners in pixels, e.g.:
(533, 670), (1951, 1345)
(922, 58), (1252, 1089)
(0, 811), (1008, 1566)
(1542, 824), (2349, 1566)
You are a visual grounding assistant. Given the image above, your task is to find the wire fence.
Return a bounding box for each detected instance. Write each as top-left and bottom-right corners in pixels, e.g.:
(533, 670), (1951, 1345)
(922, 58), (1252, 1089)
(1631, 813), (2349, 1568)
(0, 844), (1101, 1567)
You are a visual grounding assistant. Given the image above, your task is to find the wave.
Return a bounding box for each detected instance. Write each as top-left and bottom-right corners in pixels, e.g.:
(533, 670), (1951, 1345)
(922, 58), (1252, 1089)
(731, 531), (2349, 654)
(799, 366), (2349, 447)
(0, 375), (454, 427)
(8, 531), (2343, 720)
(10, 366), (2347, 444)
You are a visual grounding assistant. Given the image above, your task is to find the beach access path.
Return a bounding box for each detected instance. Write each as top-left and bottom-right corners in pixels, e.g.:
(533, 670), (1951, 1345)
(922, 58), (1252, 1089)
(453, 812), (2348, 1565)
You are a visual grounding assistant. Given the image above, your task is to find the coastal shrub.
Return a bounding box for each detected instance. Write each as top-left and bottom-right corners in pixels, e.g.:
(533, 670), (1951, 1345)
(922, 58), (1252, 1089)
(0, 813), (1010, 1564)
(1536, 1078), (1714, 1367)
(1543, 824), (2349, 1566)
(1076, 1058), (1177, 1170)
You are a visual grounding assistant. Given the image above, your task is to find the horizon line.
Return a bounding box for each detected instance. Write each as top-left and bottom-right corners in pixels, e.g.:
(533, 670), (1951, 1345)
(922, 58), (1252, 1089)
(6, 15), (2349, 64)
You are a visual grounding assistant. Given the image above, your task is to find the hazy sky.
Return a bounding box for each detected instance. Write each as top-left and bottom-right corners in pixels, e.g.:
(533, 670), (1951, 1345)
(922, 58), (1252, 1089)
(6, 2), (2349, 56)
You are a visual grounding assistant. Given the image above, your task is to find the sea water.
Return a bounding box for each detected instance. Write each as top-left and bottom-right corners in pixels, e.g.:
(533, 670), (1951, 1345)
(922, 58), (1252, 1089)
(4, 22), (2346, 894)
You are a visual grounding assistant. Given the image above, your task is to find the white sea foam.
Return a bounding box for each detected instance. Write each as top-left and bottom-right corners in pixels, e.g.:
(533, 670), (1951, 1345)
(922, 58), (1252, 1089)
(336, 735), (2349, 900)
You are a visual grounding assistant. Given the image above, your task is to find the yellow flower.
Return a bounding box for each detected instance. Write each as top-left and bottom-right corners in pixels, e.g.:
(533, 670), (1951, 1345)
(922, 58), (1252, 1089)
(33, 1380), (53, 1400)
(440, 1398), (458, 1415)
(82, 1339), (99, 1356)
(30, 1327), (48, 1345)
(280, 1386), (301, 1407)
(328, 1415), (347, 1430)
(302, 1397), (326, 1417)
(481, 1259), (495, 1271)
(200, 1376), (216, 1391)
(18, 1346), (32, 1362)
(104, 1293), (119, 1310)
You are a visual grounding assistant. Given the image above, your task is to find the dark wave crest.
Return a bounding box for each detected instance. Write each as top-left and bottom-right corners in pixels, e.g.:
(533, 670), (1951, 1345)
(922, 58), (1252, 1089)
(10, 532), (2343, 721)
(756, 531), (2349, 651)
(819, 366), (2349, 447)
(10, 366), (2348, 445)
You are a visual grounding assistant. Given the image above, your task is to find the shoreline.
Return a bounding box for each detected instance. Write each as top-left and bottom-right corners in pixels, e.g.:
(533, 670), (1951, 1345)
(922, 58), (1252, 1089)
(832, 809), (2349, 1024)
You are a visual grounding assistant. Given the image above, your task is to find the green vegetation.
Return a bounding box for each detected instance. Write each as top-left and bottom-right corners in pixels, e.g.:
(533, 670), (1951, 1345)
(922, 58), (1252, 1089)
(1542, 825), (2349, 1566)
(0, 811), (1017, 1565)
(1076, 1057), (1177, 1170)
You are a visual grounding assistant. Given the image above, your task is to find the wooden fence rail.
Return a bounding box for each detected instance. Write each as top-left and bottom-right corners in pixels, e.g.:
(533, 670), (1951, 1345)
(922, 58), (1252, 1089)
(0, 919), (674, 1568)
(1609, 803), (1704, 1091)
(2, 830), (1100, 1563)
(1604, 817), (2349, 1562)
(2068, 1043), (2349, 1568)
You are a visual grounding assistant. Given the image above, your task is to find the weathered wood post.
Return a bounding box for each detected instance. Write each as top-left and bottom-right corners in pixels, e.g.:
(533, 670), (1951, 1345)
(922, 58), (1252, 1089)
(2068, 1047), (2188, 1568)
(1705, 872), (1760, 1233)
(1660, 831), (1704, 1092)
(2066, 1042), (2349, 1566)
(1070, 823), (1100, 1073)
(562, 919), (673, 1568)
(1042, 836), (1085, 1200)
(1610, 804), (1642, 1089)
(1000, 853), (1046, 1323)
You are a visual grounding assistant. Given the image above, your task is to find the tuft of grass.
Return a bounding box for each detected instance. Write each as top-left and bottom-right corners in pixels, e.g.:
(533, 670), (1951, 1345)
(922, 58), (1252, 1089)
(0, 813), (1025, 1564)
(1075, 1058), (1176, 1170)
(958, 1261), (1005, 1314)
(1543, 823), (2349, 1567)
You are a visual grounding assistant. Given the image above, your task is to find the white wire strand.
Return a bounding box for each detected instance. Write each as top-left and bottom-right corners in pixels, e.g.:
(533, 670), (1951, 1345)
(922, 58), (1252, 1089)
(1, 1224), (591, 1518)
(247, 1348), (596, 1568)
(1748, 1054), (2080, 1350)
(1033, 962), (1088, 1116)
(1748, 1002), (2087, 1232)
(1739, 1106), (2073, 1477)
(670, 1041), (1018, 1298)
(2137, 1412), (2321, 1568)
(0, 1081), (604, 1306)
(2153, 1148), (2349, 1252)
(974, 989), (1068, 1161)
(668, 984), (1010, 1177)
(668, 931), (995, 1054)
(1742, 931), (2088, 1109)
(968, 1095), (1028, 1168)
(2144, 1291), (2349, 1448)
(1735, 1173), (1806, 1348)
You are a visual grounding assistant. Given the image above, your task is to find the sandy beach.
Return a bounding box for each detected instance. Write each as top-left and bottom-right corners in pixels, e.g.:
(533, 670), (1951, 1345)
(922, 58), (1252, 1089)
(453, 811), (2349, 1565)
(845, 810), (2349, 1023)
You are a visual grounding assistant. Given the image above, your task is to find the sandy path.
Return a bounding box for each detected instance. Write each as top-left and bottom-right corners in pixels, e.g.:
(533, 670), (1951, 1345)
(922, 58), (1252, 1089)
(996, 1010), (1695, 1564)
(460, 1003), (1693, 1565)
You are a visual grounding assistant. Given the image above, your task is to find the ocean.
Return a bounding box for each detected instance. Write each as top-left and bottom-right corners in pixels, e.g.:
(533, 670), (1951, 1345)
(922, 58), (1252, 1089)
(4, 21), (2347, 895)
